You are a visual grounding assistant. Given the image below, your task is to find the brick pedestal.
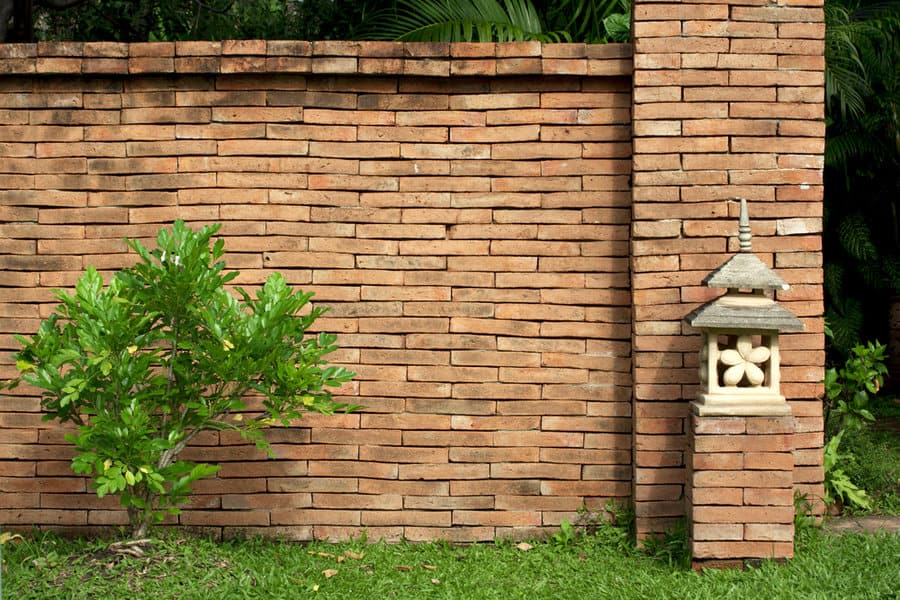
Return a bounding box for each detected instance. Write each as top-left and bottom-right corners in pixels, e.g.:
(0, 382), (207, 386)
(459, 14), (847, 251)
(687, 414), (795, 565)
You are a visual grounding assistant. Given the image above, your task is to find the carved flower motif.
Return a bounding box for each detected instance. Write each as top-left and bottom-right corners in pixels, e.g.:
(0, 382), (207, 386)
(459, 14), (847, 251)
(719, 335), (770, 387)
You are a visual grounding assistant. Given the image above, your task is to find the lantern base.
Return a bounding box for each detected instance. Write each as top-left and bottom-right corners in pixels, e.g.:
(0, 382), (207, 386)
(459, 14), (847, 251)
(692, 393), (792, 417)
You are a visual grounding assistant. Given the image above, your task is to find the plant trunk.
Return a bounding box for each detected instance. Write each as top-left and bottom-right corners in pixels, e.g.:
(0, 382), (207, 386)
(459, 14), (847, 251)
(126, 489), (156, 541)
(131, 517), (151, 540)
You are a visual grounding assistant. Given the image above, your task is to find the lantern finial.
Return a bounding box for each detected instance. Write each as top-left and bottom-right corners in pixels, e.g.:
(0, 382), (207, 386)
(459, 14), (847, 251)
(738, 199), (751, 253)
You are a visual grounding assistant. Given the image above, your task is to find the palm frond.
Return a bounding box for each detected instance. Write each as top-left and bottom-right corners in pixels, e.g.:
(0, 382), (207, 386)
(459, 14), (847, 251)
(543, 0), (622, 43)
(825, 297), (866, 356)
(825, 0), (900, 120)
(825, 130), (881, 169)
(824, 261), (846, 306)
(838, 213), (879, 262)
(361, 0), (564, 42)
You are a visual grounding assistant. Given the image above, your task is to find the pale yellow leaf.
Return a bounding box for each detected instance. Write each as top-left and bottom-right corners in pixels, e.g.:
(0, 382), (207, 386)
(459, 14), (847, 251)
(0, 532), (23, 545)
(516, 542), (533, 552)
(322, 569), (338, 579)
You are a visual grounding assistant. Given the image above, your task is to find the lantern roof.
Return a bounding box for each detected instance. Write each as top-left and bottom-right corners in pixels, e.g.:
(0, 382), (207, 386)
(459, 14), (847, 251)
(703, 252), (789, 291)
(702, 199), (789, 292)
(684, 199), (804, 333)
(684, 297), (804, 331)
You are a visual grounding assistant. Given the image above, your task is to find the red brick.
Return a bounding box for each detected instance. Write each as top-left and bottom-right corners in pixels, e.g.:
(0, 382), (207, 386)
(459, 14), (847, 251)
(744, 488), (794, 506)
(693, 541), (793, 560)
(690, 487), (743, 506)
(692, 506), (793, 524)
(693, 523), (742, 541)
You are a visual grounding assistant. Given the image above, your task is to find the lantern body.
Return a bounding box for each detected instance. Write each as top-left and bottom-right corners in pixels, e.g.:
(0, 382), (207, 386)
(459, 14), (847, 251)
(695, 327), (789, 416)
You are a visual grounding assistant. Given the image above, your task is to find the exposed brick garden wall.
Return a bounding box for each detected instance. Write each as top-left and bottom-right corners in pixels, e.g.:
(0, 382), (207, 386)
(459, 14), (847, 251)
(0, 25), (825, 551)
(0, 40), (638, 541)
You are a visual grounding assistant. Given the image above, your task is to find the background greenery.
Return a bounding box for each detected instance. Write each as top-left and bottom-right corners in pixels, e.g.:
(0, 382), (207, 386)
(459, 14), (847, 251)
(21, 0), (630, 43)
(823, 0), (900, 357)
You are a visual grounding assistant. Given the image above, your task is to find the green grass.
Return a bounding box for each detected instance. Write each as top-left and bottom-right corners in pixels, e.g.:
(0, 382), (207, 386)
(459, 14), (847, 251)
(3, 527), (898, 599)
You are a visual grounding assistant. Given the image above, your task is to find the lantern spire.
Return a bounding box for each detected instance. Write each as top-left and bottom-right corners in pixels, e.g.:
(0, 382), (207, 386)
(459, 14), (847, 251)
(738, 198), (752, 253)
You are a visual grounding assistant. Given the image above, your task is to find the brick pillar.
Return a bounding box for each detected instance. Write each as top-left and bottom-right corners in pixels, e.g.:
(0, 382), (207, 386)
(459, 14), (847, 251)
(630, 0), (826, 550)
(687, 415), (795, 566)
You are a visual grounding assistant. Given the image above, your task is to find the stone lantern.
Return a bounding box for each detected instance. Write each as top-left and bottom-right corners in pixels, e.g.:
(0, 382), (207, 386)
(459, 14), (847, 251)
(683, 199), (806, 566)
(684, 199), (804, 417)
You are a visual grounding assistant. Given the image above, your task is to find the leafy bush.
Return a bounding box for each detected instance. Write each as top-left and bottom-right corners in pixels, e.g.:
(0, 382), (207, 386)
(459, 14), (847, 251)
(8, 221), (355, 539)
(359, 0), (570, 42)
(823, 431), (871, 510)
(824, 339), (887, 435)
(822, 338), (889, 511)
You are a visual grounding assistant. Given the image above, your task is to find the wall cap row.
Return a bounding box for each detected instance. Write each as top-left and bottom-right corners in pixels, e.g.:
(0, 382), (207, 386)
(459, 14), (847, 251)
(0, 41), (633, 77)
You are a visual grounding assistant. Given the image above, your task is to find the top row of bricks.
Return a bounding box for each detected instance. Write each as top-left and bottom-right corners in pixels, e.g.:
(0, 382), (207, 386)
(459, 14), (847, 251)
(0, 41), (633, 77)
(1, 40), (633, 59)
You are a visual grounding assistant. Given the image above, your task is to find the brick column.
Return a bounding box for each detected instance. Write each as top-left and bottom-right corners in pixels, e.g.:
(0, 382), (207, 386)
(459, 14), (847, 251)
(630, 0), (826, 551)
(687, 415), (795, 565)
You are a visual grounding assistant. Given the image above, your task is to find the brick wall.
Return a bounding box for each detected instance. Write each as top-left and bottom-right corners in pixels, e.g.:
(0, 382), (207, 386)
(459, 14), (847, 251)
(0, 31), (824, 549)
(0, 41), (639, 541)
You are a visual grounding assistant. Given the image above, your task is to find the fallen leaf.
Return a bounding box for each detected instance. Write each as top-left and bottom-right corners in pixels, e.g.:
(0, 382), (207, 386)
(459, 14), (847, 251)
(344, 550), (365, 560)
(322, 569), (338, 579)
(422, 564), (437, 571)
(394, 565), (412, 571)
(431, 578), (441, 585)
(312, 584), (319, 592)
(0, 533), (23, 545)
(516, 542), (533, 552)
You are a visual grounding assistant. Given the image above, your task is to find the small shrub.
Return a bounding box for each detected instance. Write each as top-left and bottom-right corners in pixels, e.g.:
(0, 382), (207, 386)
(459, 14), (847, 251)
(821, 337), (888, 512)
(7, 221), (356, 539)
(824, 431), (871, 510)
(793, 491), (820, 531)
(552, 501), (635, 552)
(824, 340), (887, 436)
(840, 425), (900, 513)
(640, 520), (691, 570)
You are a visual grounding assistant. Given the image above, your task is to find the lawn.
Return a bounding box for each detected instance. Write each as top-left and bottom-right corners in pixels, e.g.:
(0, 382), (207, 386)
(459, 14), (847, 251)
(3, 526), (898, 599)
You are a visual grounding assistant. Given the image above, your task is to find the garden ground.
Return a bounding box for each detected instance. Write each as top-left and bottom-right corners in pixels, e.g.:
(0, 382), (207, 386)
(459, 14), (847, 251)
(2, 519), (898, 599)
